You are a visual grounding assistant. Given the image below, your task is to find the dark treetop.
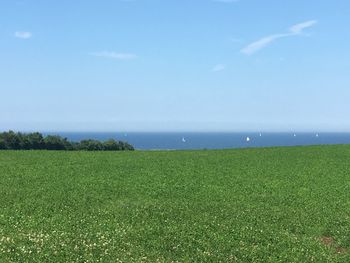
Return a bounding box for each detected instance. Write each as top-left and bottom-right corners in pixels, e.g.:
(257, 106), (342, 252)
(0, 131), (134, 151)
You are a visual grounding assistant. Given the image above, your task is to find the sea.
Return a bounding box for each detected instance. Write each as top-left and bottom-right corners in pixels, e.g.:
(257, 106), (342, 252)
(44, 132), (350, 150)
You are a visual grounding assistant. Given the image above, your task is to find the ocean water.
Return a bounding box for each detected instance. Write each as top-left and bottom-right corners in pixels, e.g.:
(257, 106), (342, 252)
(45, 132), (350, 150)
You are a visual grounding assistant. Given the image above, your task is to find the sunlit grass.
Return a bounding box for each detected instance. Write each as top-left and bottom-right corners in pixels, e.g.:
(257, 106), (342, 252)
(1, 146), (350, 262)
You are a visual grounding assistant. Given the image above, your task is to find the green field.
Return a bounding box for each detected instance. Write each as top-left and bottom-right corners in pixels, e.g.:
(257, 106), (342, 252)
(1, 145), (350, 262)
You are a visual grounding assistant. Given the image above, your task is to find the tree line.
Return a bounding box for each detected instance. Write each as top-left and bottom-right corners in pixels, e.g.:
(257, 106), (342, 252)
(0, 131), (134, 151)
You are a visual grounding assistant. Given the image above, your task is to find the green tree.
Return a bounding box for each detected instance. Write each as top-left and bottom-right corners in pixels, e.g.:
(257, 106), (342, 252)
(78, 140), (103, 151)
(1, 131), (21, 149)
(0, 131), (134, 151)
(103, 139), (120, 151)
(27, 132), (45, 149)
(118, 141), (134, 151)
(0, 138), (6, 149)
(44, 135), (67, 150)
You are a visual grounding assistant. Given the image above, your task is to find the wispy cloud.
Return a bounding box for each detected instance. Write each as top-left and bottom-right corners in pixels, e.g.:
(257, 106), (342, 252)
(289, 20), (317, 34)
(14, 31), (32, 39)
(241, 34), (288, 55)
(241, 20), (317, 55)
(90, 51), (138, 60)
(212, 64), (226, 72)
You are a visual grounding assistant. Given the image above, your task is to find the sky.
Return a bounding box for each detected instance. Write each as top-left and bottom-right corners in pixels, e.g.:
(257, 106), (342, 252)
(1, 0), (350, 132)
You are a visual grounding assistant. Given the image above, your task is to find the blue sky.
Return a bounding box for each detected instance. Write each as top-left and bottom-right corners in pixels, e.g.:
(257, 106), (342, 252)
(1, 0), (350, 132)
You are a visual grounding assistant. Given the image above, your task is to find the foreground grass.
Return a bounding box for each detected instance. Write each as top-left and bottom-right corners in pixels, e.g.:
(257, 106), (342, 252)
(1, 146), (350, 262)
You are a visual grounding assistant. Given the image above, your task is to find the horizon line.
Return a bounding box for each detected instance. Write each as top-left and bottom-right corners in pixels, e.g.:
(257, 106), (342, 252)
(2, 130), (350, 134)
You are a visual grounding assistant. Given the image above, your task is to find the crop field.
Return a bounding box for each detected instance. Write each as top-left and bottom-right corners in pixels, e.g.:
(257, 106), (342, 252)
(1, 145), (350, 262)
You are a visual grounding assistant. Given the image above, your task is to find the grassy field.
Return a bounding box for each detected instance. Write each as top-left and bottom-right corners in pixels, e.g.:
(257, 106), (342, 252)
(1, 146), (350, 262)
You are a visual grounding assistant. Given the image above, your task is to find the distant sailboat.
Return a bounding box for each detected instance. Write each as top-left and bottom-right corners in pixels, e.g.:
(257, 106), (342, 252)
(259, 133), (262, 137)
(316, 133), (319, 137)
(293, 134), (297, 137)
(182, 137), (186, 143)
(246, 137), (250, 142)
